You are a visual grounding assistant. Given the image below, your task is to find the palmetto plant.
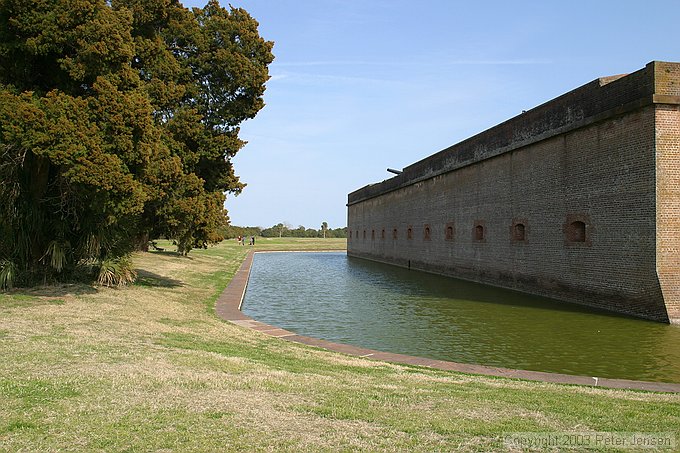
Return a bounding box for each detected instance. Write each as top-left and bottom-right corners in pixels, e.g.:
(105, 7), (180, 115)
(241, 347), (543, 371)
(97, 255), (137, 287)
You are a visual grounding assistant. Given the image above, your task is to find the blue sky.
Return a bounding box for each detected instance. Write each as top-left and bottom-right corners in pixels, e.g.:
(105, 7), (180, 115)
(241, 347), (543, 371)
(184, 0), (680, 230)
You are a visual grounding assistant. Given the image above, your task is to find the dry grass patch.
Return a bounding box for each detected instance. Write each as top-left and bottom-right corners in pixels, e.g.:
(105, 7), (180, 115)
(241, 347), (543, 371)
(1, 239), (679, 452)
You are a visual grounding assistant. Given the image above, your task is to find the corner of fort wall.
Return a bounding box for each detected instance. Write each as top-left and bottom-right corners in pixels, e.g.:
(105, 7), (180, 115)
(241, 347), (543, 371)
(655, 62), (680, 323)
(347, 61), (680, 323)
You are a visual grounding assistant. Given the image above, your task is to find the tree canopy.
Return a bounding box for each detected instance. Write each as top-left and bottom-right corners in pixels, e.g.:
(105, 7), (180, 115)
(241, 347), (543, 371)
(255, 223), (347, 239)
(0, 0), (274, 287)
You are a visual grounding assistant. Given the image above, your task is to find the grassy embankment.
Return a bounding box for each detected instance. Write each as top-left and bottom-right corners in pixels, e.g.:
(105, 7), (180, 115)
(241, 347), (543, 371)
(1, 238), (679, 451)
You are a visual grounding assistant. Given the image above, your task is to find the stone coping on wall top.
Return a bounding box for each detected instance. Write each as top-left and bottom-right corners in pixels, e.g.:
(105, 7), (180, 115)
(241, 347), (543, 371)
(214, 249), (680, 393)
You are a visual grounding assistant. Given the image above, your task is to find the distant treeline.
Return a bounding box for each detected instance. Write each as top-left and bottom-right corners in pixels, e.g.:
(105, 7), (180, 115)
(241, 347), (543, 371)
(221, 223), (347, 239)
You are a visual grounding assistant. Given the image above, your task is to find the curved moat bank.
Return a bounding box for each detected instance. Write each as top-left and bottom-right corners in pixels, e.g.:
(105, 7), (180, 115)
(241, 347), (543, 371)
(241, 252), (680, 383)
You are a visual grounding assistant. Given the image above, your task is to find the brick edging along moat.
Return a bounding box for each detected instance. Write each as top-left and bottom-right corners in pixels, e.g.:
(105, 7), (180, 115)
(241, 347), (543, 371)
(214, 249), (680, 393)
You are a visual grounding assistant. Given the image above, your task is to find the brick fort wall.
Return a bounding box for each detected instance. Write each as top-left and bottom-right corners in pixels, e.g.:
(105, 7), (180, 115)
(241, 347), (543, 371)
(347, 61), (680, 323)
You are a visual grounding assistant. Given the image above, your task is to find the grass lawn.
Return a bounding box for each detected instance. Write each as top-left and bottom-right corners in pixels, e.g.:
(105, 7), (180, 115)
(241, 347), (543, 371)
(226, 236), (347, 251)
(1, 238), (679, 452)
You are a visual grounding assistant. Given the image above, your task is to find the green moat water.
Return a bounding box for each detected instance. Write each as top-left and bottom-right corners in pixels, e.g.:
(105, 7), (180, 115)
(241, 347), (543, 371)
(242, 252), (680, 383)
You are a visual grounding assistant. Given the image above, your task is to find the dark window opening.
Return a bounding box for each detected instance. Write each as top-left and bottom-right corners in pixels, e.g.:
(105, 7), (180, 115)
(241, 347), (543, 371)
(392, 228), (398, 240)
(475, 225), (484, 241)
(371, 229), (375, 240)
(445, 224), (454, 241)
(424, 225), (431, 241)
(381, 229), (385, 240)
(363, 230), (366, 239)
(514, 223), (526, 241)
(568, 221), (586, 242)
(407, 227), (413, 240)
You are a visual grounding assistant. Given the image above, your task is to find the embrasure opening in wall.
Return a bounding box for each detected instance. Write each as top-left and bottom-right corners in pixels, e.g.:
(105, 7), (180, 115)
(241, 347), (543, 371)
(568, 221), (586, 242)
(445, 224), (454, 241)
(475, 224), (484, 241)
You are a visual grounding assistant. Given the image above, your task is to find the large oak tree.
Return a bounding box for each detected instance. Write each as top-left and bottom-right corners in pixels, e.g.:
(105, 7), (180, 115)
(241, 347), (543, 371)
(0, 0), (273, 286)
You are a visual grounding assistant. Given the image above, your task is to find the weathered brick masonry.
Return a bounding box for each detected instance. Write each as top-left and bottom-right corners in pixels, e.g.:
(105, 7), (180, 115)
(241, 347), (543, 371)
(347, 61), (680, 323)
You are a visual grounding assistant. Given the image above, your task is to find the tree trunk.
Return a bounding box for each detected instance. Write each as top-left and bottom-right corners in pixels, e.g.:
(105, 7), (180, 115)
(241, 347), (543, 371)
(134, 232), (150, 252)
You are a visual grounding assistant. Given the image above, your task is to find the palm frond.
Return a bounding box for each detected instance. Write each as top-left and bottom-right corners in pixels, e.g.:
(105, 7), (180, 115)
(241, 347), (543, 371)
(0, 260), (17, 290)
(42, 240), (69, 273)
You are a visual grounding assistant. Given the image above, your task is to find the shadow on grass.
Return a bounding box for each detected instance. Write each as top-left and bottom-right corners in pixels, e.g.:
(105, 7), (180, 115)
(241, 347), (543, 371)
(14, 283), (98, 297)
(1, 284), (94, 308)
(135, 269), (184, 288)
(149, 250), (194, 260)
